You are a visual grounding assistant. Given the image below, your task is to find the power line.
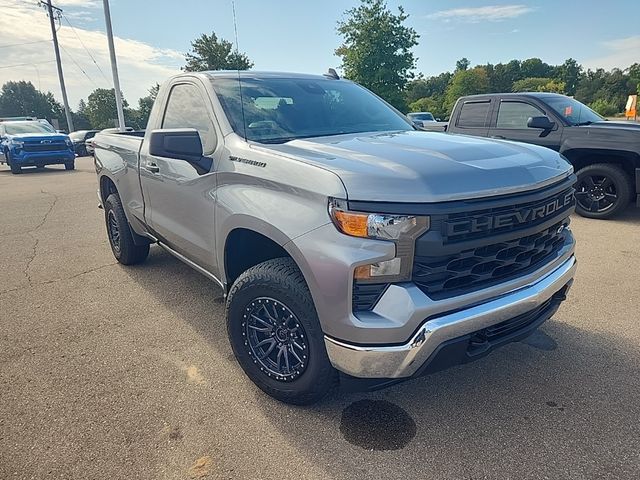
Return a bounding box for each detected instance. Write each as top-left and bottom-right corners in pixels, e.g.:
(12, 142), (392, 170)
(61, 13), (111, 84)
(0, 60), (56, 69)
(0, 39), (51, 49)
(58, 42), (99, 87)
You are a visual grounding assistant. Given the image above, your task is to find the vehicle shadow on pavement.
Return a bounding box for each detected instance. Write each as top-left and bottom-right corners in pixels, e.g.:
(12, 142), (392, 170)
(120, 246), (640, 479)
(0, 166), (76, 175)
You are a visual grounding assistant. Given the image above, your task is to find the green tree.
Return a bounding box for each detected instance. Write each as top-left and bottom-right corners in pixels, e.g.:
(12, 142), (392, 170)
(512, 77), (565, 93)
(590, 98), (619, 116)
(554, 58), (582, 95)
(0, 81), (67, 128)
(520, 58), (553, 79)
(409, 96), (447, 120)
(336, 0), (419, 111)
(136, 83), (160, 128)
(183, 32), (253, 72)
(84, 88), (131, 129)
(455, 58), (470, 72)
(72, 99), (92, 130)
(444, 67), (489, 112)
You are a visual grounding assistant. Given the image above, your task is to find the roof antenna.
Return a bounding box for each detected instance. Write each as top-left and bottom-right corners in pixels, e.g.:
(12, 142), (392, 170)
(324, 68), (339, 80)
(231, 0), (248, 142)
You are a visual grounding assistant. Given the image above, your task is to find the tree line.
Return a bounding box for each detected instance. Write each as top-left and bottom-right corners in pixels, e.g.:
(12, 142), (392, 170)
(1, 0), (638, 131)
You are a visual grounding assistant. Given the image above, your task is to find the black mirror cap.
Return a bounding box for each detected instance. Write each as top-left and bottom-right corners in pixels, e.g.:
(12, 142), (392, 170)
(527, 116), (555, 130)
(149, 128), (203, 162)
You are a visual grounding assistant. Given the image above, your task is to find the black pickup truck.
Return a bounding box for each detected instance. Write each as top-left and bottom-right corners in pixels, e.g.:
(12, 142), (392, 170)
(423, 93), (640, 219)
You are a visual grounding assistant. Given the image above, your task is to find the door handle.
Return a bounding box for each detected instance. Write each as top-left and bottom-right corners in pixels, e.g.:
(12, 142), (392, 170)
(144, 163), (160, 173)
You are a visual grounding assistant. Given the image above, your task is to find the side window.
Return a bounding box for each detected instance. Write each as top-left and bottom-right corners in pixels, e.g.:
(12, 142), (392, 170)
(162, 83), (217, 154)
(496, 102), (544, 129)
(456, 101), (490, 128)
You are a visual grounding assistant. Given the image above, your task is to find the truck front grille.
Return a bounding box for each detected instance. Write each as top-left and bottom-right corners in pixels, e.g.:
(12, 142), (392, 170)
(23, 142), (68, 152)
(413, 220), (570, 300)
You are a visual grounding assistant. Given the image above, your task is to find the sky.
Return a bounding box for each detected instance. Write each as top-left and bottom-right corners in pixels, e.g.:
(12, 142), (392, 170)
(1, 0), (639, 108)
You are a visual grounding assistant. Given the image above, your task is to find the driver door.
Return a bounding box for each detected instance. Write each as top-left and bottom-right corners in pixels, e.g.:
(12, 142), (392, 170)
(139, 81), (222, 275)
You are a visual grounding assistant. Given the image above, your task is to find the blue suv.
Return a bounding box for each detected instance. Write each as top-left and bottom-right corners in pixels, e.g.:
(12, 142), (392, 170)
(0, 120), (76, 174)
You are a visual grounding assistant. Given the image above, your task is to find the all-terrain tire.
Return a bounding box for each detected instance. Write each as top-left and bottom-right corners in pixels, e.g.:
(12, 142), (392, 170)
(574, 163), (633, 219)
(226, 257), (337, 405)
(6, 151), (21, 174)
(104, 193), (149, 265)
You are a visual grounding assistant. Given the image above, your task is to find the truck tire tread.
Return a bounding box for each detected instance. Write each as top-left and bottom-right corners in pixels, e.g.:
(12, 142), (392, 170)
(104, 193), (149, 265)
(226, 257), (337, 405)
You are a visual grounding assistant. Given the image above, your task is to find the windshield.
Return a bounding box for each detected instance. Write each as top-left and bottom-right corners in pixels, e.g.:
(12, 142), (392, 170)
(3, 121), (55, 135)
(409, 113), (434, 121)
(213, 77), (412, 143)
(544, 96), (603, 126)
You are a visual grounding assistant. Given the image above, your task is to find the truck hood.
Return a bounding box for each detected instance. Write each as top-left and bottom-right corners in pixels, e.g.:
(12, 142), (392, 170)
(579, 121), (640, 133)
(7, 133), (70, 142)
(259, 131), (572, 202)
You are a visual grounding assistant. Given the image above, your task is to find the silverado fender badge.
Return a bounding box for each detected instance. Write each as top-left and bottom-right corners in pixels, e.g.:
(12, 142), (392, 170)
(229, 156), (266, 168)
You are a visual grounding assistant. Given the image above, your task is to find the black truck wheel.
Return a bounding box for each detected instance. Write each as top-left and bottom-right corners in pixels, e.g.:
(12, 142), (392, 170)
(574, 164), (632, 219)
(104, 193), (149, 265)
(226, 257), (337, 405)
(65, 160), (75, 171)
(6, 151), (21, 174)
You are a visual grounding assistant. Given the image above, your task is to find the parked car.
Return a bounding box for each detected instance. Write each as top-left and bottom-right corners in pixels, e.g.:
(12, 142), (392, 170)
(93, 71), (576, 404)
(86, 127), (136, 155)
(0, 120), (75, 174)
(421, 93), (640, 219)
(69, 129), (99, 156)
(407, 111), (438, 128)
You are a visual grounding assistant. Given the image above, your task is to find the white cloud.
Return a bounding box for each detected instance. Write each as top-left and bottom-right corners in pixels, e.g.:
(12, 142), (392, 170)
(582, 36), (640, 71)
(0, 0), (182, 109)
(427, 5), (534, 23)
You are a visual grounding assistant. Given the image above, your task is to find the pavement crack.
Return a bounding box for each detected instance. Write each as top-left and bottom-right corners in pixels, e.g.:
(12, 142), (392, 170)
(0, 262), (118, 296)
(22, 190), (59, 286)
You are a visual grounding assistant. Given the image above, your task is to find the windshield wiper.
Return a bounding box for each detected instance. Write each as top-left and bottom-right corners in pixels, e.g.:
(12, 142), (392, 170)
(575, 121), (594, 126)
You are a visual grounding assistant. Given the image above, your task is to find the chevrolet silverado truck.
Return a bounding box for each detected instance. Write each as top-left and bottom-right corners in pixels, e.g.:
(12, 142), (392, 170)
(93, 71), (577, 404)
(0, 120), (76, 174)
(423, 93), (640, 219)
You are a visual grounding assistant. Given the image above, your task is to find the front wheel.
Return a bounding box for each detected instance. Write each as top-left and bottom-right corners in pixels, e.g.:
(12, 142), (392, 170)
(65, 160), (75, 171)
(574, 164), (632, 219)
(104, 193), (149, 265)
(6, 151), (21, 174)
(227, 258), (337, 405)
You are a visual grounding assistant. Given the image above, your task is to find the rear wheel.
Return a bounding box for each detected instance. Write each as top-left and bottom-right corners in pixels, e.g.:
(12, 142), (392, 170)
(104, 193), (149, 265)
(227, 258), (336, 405)
(574, 163), (632, 219)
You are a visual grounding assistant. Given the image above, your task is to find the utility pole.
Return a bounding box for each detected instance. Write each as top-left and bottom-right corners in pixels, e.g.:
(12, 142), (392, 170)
(102, 0), (126, 131)
(44, 0), (74, 132)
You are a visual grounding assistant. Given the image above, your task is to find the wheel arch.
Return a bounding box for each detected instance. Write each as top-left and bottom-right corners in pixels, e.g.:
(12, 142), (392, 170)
(562, 148), (639, 185)
(221, 218), (313, 294)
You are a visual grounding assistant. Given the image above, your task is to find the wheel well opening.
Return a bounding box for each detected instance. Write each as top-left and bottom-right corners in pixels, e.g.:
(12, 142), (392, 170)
(225, 229), (290, 287)
(100, 176), (118, 204)
(565, 150), (640, 182)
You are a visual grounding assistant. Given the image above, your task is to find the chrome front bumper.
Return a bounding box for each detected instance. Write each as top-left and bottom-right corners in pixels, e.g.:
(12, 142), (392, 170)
(324, 255), (576, 379)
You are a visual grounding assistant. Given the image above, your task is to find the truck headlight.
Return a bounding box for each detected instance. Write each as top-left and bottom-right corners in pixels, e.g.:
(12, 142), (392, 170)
(329, 198), (428, 240)
(329, 198), (429, 282)
(65, 138), (74, 147)
(9, 140), (24, 148)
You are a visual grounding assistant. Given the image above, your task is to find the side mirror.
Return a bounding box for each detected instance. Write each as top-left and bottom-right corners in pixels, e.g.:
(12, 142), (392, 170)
(149, 128), (203, 162)
(527, 116), (555, 130)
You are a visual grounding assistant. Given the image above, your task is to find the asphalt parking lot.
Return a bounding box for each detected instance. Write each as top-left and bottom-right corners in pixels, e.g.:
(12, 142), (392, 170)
(1, 157), (639, 480)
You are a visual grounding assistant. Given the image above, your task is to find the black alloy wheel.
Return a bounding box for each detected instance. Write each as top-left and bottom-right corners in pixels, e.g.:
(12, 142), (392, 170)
(574, 164), (632, 219)
(243, 297), (308, 382)
(107, 209), (121, 254)
(575, 174), (618, 214)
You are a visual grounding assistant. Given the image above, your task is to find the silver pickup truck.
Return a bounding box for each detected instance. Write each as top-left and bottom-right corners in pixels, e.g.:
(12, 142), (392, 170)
(93, 71), (577, 404)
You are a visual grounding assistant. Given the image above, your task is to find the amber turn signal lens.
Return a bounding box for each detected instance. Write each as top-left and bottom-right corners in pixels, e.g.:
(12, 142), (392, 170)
(332, 210), (369, 238)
